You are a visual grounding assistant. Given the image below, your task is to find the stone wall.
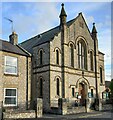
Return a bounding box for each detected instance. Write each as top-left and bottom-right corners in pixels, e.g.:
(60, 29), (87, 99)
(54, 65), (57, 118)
(32, 43), (51, 113)
(0, 51), (3, 120)
(0, 51), (31, 111)
(36, 98), (43, 117)
(3, 98), (43, 119)
(3, 110), (35, 119)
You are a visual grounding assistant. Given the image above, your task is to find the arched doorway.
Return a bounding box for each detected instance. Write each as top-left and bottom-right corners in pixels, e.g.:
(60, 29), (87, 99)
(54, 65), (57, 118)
(79, 82), (87, 105)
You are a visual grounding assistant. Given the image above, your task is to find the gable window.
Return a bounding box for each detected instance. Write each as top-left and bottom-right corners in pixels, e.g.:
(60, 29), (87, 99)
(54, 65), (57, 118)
(39, 78), (43, 98)
(4, 56), (17, 75)
(90, 51), (93, 71)
(56, 78), (60, 96)
(78, 40), (87, 70)
(39, 50), (43, 65)
(100, 67), (103, 83)
(4, 88), (17, 106)
(56, 49), (59, 65)
(72, 88), (75, 97)
(70, 44), (74, 67)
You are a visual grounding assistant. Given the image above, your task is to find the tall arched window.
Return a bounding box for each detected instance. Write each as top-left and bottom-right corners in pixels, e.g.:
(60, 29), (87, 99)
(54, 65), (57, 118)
(100, 67), (103, 83)
(39, 50), (43, 65)
(56, 78), (60, 96)
(56, 49), (59, 65)
(90, 51), (93, 71)
(70, 44), (74, 67)
(39, 78), (43, 98)
(78, 40), (87, 70)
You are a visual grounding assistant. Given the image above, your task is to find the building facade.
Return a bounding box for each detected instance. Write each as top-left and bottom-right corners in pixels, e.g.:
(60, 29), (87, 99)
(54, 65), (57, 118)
(20, 4), (105, 113)
(0, 32), (31, 116)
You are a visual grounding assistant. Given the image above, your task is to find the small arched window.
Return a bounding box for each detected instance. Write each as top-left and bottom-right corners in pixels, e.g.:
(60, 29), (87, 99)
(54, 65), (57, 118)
(56, 49), (59, 65)
(39, 50), (43, 65)
(100, 67), (103, 83)
(90, 51), (93, 71)
(39, 78), (43, 98)
(56, 78), (60, 96)
(77, 40), (87, 70)
(70, 44), (74, 67)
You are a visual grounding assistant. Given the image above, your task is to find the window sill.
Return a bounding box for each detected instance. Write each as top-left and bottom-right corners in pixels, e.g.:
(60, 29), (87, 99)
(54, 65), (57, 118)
(3, 104), (17, 107)
(4, 73), (18, 77)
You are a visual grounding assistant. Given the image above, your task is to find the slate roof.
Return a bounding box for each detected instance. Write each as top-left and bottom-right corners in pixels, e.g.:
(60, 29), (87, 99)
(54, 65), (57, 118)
(20, 17), (77, 54)
(0, 39), (30, 56)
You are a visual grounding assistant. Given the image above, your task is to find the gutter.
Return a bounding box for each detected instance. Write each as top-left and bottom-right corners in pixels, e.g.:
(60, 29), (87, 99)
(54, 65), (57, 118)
(17, 44), (32, 56)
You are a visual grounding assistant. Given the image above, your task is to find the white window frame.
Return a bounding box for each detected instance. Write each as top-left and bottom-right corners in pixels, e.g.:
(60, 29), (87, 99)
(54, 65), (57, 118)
(4, 56), (18, 75)
(4, 88), (17, 107)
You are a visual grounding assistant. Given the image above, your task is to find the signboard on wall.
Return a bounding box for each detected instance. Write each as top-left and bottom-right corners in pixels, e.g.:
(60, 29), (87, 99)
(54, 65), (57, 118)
(102, 92), (106, 99)
(88, 92), (91, 98)
(78, 95), (81, 99)
(75, 92), (78, 98)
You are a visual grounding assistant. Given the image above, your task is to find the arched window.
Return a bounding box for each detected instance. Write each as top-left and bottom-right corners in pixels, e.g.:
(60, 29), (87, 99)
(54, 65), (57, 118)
(70, 44), (74, 67)
(78, 40), (87, 70)
(56, 50), (59, 65)
(39, 78), (43, 98)
(90, 51), (93, 71)
(100, 67), (103, 83)
(39, 50), (43, 65)
(56, 78), (60, 96)
(72, 88), (75, 97)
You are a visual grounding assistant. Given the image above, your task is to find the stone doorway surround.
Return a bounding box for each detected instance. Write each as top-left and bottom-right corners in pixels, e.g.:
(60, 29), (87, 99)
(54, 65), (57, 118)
(79, 82), (87, 105)
(76, 77), (90, 105)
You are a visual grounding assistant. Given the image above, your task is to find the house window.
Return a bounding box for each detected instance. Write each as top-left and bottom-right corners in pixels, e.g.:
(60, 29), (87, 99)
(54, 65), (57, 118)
(56, 50), (59, 65)
(39, 78), (43, 98)
(91, 89), (93, 97)
(90, 51), (93, 71)
(70, 44), (74, 67)
(100, 67), (103, 83)
(4, 56), (17, 75)
(78, 40), (87, 70)
(4, 88), (17, 106)
(39, 50), (43, 65)
(72, 88), (75, 97)
(56, 78), (60, 96)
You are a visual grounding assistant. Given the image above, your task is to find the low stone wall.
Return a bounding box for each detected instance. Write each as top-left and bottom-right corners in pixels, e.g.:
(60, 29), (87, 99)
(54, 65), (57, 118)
(67, 106), (86, 114)
(3, 110), (35, 119)
(36, 98), (43, 117)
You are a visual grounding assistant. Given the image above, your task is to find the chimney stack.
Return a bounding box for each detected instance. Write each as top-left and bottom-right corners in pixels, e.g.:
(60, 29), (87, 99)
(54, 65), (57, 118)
(9, 31), (18, 45)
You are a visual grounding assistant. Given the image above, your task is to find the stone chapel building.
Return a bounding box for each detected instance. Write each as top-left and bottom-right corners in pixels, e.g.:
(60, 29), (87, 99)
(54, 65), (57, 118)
(20, 4), (105, 113)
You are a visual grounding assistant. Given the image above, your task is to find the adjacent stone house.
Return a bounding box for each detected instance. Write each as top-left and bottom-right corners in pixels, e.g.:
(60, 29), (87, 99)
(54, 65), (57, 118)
(20, 4), (105, 113)
(0, 32), (31, 116)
